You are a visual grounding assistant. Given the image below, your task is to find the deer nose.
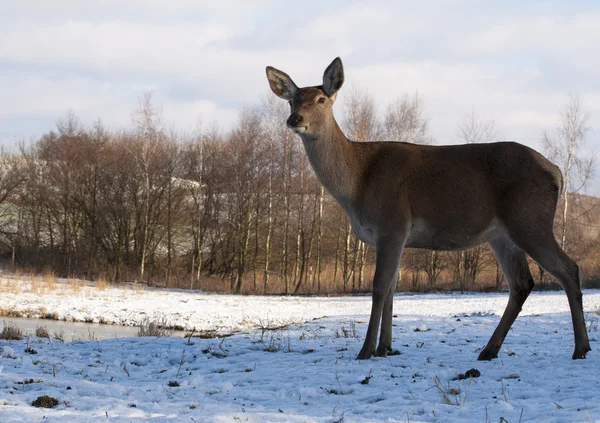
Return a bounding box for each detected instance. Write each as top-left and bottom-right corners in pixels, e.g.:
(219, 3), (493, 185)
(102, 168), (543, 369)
(287, 112), (303, 127)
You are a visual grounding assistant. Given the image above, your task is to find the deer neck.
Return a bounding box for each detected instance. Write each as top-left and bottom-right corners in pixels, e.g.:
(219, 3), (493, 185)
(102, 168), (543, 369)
(299, 120), (362, 205)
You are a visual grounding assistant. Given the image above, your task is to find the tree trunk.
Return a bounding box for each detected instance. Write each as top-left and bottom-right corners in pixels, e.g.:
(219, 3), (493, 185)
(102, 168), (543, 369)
(315, 186), (324, 293)
(263, 141), (274, 294)
(343, 219), (352, 292)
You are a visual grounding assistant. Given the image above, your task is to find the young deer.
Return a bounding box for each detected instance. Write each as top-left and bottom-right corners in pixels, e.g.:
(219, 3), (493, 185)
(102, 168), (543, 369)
(266, 57), (591, 360)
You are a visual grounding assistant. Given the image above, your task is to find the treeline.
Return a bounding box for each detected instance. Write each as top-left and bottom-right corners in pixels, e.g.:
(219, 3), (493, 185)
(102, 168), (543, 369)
(0, 91), (598, 294)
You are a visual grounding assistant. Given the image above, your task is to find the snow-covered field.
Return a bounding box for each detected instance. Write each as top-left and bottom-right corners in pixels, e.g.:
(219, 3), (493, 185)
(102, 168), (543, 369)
(1, 279), (600, 422)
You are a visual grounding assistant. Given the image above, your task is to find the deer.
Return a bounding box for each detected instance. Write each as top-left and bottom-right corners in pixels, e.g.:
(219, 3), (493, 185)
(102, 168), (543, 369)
(265, 57), (591, 361)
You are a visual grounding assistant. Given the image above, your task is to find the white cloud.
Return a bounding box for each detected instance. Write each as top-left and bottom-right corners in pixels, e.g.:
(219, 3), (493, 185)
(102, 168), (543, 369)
(454, 11), (600, 60)
(0, 20), (236, 75)
(0, 70), (238, 141)
(160, 99), (238, 134)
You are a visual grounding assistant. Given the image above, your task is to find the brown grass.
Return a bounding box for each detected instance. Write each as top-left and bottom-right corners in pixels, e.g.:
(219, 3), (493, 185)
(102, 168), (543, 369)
(95, 276), (108, 291)
(67, 278), (84, 293)
(0, 277), (23, 295)
(35, 325), (50, 338)
(1, 321), (23, 340)
(131, 282), (146, 295)
(0, 307), (24, 318)
(0, 270), (125, 298)
(137, 317), (174, 337)
(12, 267), (24, 278)
(53, 329), (65, 342)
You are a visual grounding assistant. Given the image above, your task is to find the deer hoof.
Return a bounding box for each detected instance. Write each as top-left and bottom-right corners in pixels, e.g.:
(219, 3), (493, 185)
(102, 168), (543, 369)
(356, 346), (375, 360)
(477, 349), (498, 361)
(572, 347), (590, 360)
(375, 345), (392, 357)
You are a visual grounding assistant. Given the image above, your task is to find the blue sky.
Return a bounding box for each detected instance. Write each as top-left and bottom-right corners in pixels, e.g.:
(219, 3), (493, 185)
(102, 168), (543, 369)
(0, 0), (598, 191)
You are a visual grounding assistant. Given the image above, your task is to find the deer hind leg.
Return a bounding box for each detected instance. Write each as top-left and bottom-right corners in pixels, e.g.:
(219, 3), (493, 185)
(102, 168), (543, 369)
(376, 268), (399, 357)
(479, 237), (534, 361)
(356, 238), (403, 360)
(512, 232), (591, 359)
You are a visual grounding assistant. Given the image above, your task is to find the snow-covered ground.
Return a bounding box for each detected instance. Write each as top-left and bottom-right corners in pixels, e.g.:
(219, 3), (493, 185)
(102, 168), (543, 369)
(1, 279), (600, 422)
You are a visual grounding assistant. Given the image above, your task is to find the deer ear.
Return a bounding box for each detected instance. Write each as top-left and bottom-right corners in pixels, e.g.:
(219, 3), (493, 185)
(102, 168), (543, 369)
(322, 57), (344, 97)
(266, 66), (298, 101)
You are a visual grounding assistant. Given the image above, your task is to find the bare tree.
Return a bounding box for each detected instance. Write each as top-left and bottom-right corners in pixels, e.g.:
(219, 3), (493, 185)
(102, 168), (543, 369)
(262, 94), (288, 292)
(384, 92), (433, 144)
(343, 86), (383, 141)
(315, 186), (325, 292)
(182, 123), (206, 289)
(543, 94), (596, 249)
(226, 107), (264, 293)
(280, 127), (294, 294)
(0, 153), (25, 216)
(0, 151), (27, 265)
(131, 92), (164, 281)
(422, 250), (443, 288)
(457, 108), (500, 144)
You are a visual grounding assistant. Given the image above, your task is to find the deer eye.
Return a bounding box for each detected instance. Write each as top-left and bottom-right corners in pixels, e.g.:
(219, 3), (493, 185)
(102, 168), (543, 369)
(318, 97), (326, 104)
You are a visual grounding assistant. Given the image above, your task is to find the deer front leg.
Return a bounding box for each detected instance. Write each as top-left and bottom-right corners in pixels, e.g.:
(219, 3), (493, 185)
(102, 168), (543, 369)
(357, 238), (403, 360)
(376, 269), (399, 357)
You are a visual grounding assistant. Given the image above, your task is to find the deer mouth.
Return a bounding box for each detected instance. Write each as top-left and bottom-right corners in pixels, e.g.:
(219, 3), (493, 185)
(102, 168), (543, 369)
(289, 125), (307, 134)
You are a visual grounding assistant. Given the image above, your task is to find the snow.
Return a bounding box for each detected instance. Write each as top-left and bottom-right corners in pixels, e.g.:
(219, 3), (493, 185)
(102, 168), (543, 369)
(1, 281), (600, 422)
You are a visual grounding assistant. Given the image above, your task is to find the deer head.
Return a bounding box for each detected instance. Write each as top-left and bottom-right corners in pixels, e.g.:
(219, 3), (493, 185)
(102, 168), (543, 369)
(266, 57), (344, 140)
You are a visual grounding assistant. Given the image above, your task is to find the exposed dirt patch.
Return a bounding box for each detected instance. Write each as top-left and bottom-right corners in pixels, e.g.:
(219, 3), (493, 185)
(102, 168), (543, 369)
(32, 395), (59, 408)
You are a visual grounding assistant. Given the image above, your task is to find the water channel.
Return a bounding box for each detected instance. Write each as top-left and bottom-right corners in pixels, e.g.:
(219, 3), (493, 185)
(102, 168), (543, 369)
(2, 317), (186, 341)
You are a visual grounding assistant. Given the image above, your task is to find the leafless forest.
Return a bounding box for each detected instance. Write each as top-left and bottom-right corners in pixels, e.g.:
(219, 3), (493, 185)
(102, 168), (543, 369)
(0, 91), (598, 294)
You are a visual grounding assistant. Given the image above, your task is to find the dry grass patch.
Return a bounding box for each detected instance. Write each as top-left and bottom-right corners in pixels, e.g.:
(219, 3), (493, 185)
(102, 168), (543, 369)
(29, 270), (58, 295)
(433, 375), (471, 406)
(53, 329), (65, 342)
(2, 271), (121, 296)
(35, 325), (50, 338)
(0, 278), (23, 294)
(0, 307), (24, 318)
(12, 267), (25, 278)
(95, 276), (109, 291)
(131, 283), (146, 295)
(137, 317), (174, 337)
(1, 321), (23, 340)
(67, 278), (85, 294)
